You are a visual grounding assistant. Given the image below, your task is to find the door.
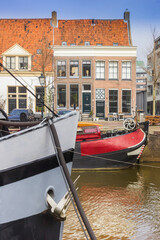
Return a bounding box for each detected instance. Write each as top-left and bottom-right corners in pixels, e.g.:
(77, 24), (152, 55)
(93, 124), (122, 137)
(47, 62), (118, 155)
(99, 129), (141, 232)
(96, 100), (105, 118)
(82, 92), (91, 113)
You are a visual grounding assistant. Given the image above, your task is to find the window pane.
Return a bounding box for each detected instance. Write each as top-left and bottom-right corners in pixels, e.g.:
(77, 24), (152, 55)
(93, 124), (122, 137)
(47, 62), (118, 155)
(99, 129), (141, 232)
(96, 61), (105, 79)
(57, 85), (66, 107)
(70, 60), (79, 77)
(57, 61), (66, 77)
(8, 87), (16, 93)
(109, 61), (118, 79)
(6, 57), (15, 69)
(36, 86), (44, 112)
(18, 87), (26, 93)
(19, 57), (28, 69)
(109, 90), (118, 113)
(122, 90), (131, 113)
(82, 61), (91, 77)
(122, 61), (131, 79)
(70, 85), (79, 108)
(19, 99), (27, 108)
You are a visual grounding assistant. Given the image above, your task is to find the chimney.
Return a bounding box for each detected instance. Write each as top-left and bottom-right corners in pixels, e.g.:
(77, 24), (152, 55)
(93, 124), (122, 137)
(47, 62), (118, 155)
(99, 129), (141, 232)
(124, 9), (132, 46)
(51, 11), (57, 27)
(124, 9), (130, 22)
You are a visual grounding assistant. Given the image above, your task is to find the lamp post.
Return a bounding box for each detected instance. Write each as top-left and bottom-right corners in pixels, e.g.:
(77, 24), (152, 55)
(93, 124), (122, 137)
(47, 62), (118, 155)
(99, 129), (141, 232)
(39, 73), (45, 118)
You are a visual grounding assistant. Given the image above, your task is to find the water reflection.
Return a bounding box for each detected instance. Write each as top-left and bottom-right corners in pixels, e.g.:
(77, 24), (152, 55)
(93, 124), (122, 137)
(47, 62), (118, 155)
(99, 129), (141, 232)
(63, 164), (160, 240)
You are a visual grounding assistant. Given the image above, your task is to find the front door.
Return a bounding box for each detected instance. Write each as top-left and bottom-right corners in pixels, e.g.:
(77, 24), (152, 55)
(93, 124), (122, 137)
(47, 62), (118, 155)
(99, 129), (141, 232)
(82, 92), (91, 113)
(96, 100), (105, 118)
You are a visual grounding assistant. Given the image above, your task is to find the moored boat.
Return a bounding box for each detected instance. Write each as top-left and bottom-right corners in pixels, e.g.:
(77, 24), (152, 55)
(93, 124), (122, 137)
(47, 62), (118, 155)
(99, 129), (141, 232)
(73, 121), (149, 170)
(0, 110), (78, 240)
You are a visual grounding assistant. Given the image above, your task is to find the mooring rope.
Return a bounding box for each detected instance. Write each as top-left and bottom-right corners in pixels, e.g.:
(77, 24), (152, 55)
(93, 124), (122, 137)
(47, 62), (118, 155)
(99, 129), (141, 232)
(48, 121), (90, 240)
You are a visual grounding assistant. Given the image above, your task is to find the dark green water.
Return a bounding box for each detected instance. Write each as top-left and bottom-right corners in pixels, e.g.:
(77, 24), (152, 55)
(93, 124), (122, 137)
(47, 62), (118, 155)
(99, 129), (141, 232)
(63, 163), (160, 240)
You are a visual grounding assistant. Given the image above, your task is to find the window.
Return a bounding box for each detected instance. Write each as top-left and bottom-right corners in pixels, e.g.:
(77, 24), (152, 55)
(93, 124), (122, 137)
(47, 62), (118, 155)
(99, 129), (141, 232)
(57, 85), (66, 108)
(113, 43), (118, 46)
(83, 85), (91, 91)
(70, 61), (79, 77)
(57, 61), (66, 77)
(62, 41), (67, 46)
(109, 61), (118, 80)
(109, 90), (118, 113)
(82, 61), (91, 77)
(35, 86), (44, 112)
(70, 85), (79, 108)
(122, 61), (131, 80)
(122, 90), (131, 113)
(6, 57), (15, 69)
(96, 61), (105, 79)
(19, 57), (28, 70)
(85, 41), (90, 46)
(8, 86), (27, 113)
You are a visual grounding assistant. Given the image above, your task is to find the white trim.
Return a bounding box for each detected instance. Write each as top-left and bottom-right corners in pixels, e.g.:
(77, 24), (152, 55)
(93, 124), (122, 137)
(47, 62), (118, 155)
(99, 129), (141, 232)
(53, 46), (137, 57)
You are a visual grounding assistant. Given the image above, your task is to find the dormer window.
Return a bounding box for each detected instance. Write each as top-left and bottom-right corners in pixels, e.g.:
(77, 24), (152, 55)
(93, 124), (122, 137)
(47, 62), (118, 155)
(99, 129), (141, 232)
(62, 41), (67, 46)
(85, 41), (90, 46)
(6, 57), (15, 69)
(2, 44), (31, 71)
(19, 57), (28, 70)
(113, 43), (118, 46)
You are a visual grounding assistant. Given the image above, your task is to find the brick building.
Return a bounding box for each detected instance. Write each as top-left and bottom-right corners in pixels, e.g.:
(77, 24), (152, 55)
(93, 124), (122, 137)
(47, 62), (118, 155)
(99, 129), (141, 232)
(147, 36), (160, 115)
(0, 18), (54, 114)
(53, 10), (137, 120)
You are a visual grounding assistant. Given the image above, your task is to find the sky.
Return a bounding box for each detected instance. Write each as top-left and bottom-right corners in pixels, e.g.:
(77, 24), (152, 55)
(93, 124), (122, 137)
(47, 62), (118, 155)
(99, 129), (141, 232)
(1, 0), (160, 65)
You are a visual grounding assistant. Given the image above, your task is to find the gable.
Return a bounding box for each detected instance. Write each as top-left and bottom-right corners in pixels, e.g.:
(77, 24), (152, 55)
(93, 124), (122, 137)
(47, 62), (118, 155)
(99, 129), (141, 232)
(2, 44), (31, 56)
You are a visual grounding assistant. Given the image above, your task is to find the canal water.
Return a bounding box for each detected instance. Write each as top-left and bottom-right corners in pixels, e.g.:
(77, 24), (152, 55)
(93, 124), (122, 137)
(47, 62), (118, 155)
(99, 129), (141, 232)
(63, 163), (160, 240)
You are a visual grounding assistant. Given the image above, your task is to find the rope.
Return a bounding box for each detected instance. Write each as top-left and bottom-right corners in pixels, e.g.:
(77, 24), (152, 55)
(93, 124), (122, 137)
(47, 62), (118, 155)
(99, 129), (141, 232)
(48, 121), (89, 240)
(56, 146), (160, 170)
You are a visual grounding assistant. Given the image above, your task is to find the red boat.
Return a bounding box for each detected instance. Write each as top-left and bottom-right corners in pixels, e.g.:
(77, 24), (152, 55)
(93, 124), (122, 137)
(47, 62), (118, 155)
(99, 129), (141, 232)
(73, 121), (149, 170)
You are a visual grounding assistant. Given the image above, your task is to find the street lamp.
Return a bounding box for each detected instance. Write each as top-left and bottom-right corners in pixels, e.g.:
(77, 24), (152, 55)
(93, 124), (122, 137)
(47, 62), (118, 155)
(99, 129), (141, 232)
(39, 73), (45, 118)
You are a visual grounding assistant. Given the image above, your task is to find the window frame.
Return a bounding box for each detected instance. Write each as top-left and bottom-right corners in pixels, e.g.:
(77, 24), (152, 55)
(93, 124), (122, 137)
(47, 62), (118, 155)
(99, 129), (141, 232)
(8, 86), (27, 113)
(96, 61), (105, 80)
(122, 61), (132, 80)
(19, 56), (29, 70)
(109, 89), (118, 114)
(57, 60), (67, 78)
(109, 61), (118, 80)
(70, 60), (79, 78)
(82, 60), (91, 78)
(70, 84), (79, 109)
(6, 56), (16, 70)
(122, 89), (132, 113)
(57, 84), (67, 109)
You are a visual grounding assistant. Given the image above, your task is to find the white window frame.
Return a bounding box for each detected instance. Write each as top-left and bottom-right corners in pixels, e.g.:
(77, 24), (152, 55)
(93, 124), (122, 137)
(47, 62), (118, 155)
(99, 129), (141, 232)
(96, 61), (105, 80)
(122, 61), (132, 80)
(109, 61), (118, 80)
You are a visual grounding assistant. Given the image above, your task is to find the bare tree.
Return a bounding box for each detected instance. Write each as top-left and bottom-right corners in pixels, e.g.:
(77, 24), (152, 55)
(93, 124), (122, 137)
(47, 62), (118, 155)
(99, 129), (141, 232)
(32, 34), (54, 113)
(0, 96), (6, 110)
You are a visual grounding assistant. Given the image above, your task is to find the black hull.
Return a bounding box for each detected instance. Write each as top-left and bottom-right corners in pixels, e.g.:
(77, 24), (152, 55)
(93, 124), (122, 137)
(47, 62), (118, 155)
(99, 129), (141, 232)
(73, 144), (143, 170)
(0, 211), (62, 240)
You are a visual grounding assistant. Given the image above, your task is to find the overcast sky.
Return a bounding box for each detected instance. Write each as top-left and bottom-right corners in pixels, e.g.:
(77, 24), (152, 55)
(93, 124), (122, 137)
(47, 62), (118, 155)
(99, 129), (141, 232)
(1, 0), (160, 65)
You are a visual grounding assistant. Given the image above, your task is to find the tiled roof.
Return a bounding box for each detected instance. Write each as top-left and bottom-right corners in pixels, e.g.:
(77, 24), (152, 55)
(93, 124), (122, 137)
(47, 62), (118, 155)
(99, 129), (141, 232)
(0, 19), (53, 72)
(54, 19), (130, 46)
